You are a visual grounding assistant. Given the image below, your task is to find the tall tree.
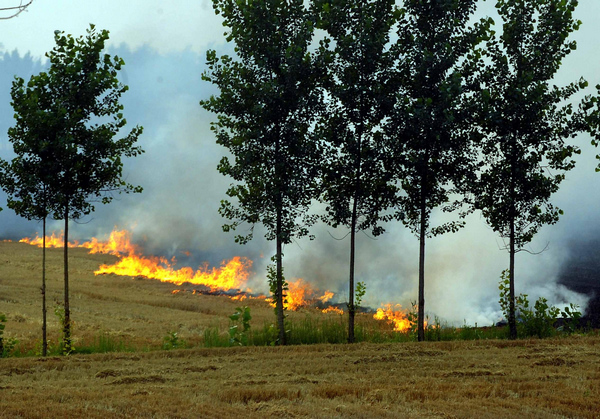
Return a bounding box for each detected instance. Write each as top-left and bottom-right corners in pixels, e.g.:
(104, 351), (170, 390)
(474, 0), (586, 339)
(201, 0), (323, 345)
(4, 24), (143, 352)
(313, 0), (397, 343)
(0, 155), (53, 356)
(387, 0), (489, 341)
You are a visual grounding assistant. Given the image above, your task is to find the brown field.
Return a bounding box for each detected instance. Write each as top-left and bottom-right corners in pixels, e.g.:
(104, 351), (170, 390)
(1, 241), (599, 418)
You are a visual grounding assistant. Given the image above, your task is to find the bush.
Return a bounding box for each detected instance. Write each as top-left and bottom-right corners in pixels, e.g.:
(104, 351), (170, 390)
(0, 313), (18, 358)
(498, 270), (582, 339)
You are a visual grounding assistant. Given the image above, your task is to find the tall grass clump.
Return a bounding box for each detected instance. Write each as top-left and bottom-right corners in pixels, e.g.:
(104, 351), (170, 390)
(72, 332), (135, 354)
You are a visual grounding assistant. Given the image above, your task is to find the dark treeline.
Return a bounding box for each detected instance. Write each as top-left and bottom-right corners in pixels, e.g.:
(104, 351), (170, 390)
(203, 0), (600, 344)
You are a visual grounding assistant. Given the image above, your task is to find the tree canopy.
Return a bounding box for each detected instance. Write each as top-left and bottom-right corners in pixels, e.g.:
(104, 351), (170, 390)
(201, 0), (323, 344)
(2, 24), (143, 351)
(473, 0), (586, 339)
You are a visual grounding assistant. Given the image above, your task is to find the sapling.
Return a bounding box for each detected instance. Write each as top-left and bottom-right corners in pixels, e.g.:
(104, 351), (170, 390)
(229, 306), (252, 346)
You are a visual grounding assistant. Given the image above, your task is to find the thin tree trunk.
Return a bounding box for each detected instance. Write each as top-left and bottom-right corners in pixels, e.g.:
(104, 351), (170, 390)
(63, 205), (71, 352)
(418, 197), (427, 342)
(508, 214), (517, 339)
(348, 196), (358, 343)
(42, 217), (47, 357)
(276, 206), (286, 346)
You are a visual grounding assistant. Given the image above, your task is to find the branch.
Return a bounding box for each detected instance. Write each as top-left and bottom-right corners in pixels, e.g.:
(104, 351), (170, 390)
(0, 0), (33, 20)
(360, 229), (378, 241)
(327, 230), (351, 241)
(516, 241), (550, 255)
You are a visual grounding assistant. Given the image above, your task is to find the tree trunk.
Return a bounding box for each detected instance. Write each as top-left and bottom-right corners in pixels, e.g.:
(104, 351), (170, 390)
(276, 206), (286, 346)
(63, 206), (71, 352)
(418, 198), (427, 342)
(42, 217), (47, 357)
(348, 195), (358, 343)
(508, 215), (517, 340)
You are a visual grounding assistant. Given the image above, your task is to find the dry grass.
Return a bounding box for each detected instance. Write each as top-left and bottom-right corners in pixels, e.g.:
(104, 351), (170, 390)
(1, 242), (599, 418)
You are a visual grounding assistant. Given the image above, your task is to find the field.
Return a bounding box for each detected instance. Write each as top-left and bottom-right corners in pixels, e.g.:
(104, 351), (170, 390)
(1, 241), (599, 418)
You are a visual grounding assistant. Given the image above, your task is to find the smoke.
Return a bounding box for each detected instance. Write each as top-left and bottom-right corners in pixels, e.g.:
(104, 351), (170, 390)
(1, 26), (598, 326)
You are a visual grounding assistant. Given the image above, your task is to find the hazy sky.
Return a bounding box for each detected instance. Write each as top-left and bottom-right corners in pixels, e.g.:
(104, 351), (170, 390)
(1, 0), (599, 325)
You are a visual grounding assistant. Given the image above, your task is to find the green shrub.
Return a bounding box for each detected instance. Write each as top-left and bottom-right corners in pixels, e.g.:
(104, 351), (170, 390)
(498, 270), (582, 339)
(0, 313), (18, 358)
(162, 331), (186, 350)
(229, 306), (252, 346)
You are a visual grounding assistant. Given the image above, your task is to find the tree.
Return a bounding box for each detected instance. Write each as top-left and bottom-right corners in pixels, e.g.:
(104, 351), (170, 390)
(201, 0), (322, 345)
(3, 24), (143, 352)
(313, 0), (398, 343)
(474, 0), (586, 339)
(387, 0), (490, 341)
(0, 0), (33, 20)
(0, 153), (54, 356)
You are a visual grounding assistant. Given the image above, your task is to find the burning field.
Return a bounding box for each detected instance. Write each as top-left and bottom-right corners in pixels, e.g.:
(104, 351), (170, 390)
(18, 228), (417, 331)
(1, 236), (600, 418)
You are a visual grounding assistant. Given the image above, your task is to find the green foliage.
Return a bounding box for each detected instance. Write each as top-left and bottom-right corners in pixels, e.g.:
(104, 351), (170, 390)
(267, 260), (288, 315)
(75, 333), (134, 354)
(407, 301), (419, 337)
(313, 0), (398, 344)
(162, 331), (186, 350)
(498, 271), (582, 339)
(54, 304), (74, 355)
(229, 306), (252, 346)
(386, 0), (491, 342)
(475, 0), (591, 339)
(517, 295), (560, 339)
(3, 24), (144, 221)
(202, 327), (231, 348)
(387, 0), (488, 238)
(498, 269), (512, 320)
(560, 304), (582, 334)
(0, 313), (18, 358)
(202, 0), (322, 346)
(2, 23), (144, 355)
(474, 0), (585, 251)
(355, 282), (366, 308)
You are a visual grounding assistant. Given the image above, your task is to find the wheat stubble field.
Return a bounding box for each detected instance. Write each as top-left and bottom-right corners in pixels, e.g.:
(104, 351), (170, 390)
(1, 241), (599, 418)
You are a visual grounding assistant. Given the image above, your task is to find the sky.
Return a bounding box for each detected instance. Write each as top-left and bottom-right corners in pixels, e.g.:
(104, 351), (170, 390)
(1, 0), (600, 326)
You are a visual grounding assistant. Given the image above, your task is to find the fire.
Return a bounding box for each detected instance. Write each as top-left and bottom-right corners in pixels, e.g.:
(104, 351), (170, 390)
(319, 291), (334, 304)
(80, 229), (135, 256)
(267, 278), (336, 311)
(20, 231), (77, 248)
(20, 228), (253, 292)
(322, 306), (344, 315)
(374, 304), (413, 332)
(20, 229), (346, 311)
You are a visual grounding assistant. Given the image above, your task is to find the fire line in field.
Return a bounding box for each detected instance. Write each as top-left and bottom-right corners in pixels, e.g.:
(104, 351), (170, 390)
(21, 229), (253, 291)
(19, 229), (417, 331)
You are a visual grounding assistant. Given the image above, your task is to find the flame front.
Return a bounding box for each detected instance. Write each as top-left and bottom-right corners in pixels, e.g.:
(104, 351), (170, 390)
(21, 228), (252, 292)
(322, 306), (344, 315)
(95, 253), (251, 289)
(374, 304), (413, 332)
(20, 231), (77, 248)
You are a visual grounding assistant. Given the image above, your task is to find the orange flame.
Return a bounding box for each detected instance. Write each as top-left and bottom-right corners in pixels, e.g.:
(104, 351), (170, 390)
(20, 231), (79, 248)
(322, 306), (344, 315)
(21, 228), (253, 292)
(374, 304), (413, 332)
(268, 278), (336, 311)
